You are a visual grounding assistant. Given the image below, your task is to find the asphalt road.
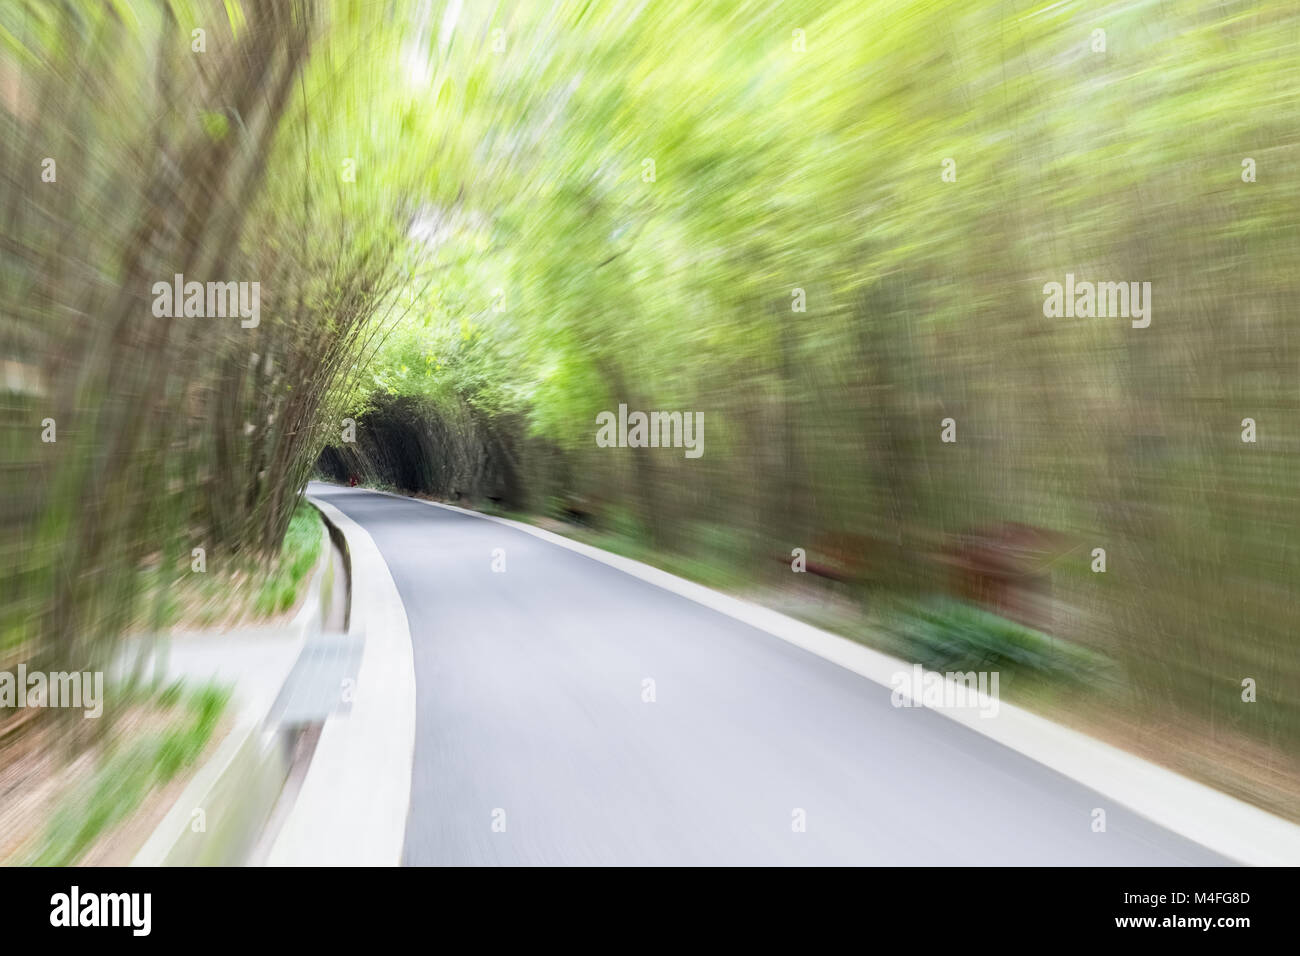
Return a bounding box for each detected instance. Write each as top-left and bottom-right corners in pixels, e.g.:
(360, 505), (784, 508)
(308, 483), (1228, 866)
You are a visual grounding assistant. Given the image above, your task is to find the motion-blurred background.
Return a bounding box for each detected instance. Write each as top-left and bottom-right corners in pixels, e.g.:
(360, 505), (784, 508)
(2, 0), (1298, 863)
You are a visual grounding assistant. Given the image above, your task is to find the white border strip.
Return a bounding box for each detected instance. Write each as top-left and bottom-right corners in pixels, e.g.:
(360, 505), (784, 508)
(266, 495), (417, 866)
(357, 484), (1300, 866)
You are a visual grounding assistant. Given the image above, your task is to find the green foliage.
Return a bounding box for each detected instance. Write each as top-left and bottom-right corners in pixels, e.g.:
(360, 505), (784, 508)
(882, 599), (1115, 689)
(199, 110), (229, 141)
(2, 0), (409, 675)
(6, 0), (1300, 798)
(343, 0), (1300, 754)
(254, 502), (325, 617)
(25, 683), (229, 866)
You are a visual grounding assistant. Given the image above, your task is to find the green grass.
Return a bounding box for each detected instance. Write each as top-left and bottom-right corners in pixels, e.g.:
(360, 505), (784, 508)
(252, 501), (325, 617)
(553, 519), (752, 592)
(877, 597), (1115, 691)
(24, 682), (229, 866)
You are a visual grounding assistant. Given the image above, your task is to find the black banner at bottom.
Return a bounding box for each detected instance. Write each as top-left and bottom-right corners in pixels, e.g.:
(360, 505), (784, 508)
(0, 865), (1282, 944)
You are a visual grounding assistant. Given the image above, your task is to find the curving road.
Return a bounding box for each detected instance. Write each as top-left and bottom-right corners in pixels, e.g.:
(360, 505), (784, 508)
(307, 483), (1228, 866)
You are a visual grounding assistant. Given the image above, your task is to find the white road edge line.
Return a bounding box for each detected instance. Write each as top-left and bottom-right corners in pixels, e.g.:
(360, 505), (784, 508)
(353, 483), (1300, 866)
(266, 494), (417, 866)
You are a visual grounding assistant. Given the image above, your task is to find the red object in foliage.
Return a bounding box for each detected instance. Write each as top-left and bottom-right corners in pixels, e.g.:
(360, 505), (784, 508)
(349, 474), (358, 487)
(942, 522), (1067, 629)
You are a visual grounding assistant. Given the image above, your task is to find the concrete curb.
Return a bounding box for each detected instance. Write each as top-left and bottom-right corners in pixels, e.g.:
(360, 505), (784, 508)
(357, 484), (1300, 867)
(129, 716), (291, 866)
(131, 519), (332, 867)
(265, 494), (417, 866)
